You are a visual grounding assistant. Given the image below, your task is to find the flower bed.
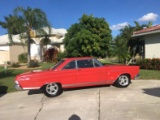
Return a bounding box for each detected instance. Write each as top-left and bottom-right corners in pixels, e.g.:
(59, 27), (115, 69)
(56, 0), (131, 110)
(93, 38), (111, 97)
(137, 58), (160, 70)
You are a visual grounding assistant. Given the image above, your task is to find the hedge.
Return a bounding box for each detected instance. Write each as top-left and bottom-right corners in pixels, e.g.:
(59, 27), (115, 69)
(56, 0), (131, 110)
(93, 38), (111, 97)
(137, 58), (160, 70)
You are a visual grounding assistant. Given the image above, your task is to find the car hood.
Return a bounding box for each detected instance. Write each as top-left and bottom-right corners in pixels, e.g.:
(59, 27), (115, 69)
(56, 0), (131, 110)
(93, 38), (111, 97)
(15, 69), (52, 80)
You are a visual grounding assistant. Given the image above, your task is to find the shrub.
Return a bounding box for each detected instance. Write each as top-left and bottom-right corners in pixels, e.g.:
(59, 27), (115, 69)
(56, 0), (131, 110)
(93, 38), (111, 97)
(29, 60), (39, 68)
(57, 52), (67, 61)
(7, 61), (11, 65)
(137, 58), (160, 70)
(43, 48), (58, 62)
(18, 53), (27, 63)
(11, 62), (20, 68)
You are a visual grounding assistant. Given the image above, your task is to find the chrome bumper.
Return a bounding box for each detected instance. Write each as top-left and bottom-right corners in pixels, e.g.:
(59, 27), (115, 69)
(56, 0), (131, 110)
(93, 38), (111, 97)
(134, 73), (140, 80)
(15, 81), (23, 90)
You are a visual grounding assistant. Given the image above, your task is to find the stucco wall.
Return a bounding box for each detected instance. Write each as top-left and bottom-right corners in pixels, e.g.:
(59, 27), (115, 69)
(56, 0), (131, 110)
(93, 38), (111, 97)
(10, 45), (27, 63)
(0, 46), (10, 64)
(145, 33), (160, 58)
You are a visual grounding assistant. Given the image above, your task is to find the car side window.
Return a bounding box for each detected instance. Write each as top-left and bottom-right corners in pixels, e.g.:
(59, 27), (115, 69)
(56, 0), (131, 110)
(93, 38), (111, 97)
(93, 59), (103, 67)
(77, 60), (94, 68)
(62, 60), (76, 70)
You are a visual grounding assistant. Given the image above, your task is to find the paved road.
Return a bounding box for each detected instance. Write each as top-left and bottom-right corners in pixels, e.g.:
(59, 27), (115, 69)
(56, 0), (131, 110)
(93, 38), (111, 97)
(0, 80), (160, 120)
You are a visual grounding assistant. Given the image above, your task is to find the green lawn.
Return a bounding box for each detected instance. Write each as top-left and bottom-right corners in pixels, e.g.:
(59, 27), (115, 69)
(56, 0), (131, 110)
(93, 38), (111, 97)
(139, 69), (160, 80)
(0, 63), (54, 94)
(0, 63), (160, 94)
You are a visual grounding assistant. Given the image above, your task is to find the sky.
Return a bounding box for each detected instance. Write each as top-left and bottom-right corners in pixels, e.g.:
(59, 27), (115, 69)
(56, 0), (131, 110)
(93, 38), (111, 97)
(0, 0), (160, 37)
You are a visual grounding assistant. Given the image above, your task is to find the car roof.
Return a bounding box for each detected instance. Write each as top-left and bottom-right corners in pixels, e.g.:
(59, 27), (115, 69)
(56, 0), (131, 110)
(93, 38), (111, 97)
(63, 57), (93, 61)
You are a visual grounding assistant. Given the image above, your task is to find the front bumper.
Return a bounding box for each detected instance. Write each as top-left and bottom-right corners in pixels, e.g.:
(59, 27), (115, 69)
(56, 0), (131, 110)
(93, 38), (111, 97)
(15, 81), (23, 90)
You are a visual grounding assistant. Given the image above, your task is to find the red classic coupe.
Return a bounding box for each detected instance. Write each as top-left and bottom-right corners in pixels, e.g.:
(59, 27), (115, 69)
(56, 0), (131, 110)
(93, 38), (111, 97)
(15, 57), (139, 97)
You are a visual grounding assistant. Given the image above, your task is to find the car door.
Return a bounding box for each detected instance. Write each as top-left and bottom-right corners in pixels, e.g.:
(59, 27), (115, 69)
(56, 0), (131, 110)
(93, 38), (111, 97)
(59, 60), (77, 86)
(76, 59), (103, 85)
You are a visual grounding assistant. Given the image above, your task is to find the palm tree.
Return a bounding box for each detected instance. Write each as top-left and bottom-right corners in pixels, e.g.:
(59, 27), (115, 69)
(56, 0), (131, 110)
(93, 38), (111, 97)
(134, 21), (153, 31)
(14, 6), (51, 67)
(112, 35), (130, 64)
(0, 15), (25, 44)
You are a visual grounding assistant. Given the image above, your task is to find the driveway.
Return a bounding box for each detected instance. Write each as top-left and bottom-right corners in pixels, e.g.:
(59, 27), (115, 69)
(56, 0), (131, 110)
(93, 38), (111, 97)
(0, 80), (160, 120)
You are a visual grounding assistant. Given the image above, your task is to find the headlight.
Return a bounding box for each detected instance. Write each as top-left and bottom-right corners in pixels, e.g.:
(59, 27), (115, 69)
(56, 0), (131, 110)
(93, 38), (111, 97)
(15, 81), (19, 85)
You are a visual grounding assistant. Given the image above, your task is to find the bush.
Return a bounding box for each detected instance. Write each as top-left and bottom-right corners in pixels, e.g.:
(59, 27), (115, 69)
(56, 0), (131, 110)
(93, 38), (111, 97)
(137, 58), (160, 70)
(18, 53), (27, 63)
(57, 52), (67, 61)
(43, 48), (58, 62)
(11, 62), (20, 68)
(29, 60), (39, 68)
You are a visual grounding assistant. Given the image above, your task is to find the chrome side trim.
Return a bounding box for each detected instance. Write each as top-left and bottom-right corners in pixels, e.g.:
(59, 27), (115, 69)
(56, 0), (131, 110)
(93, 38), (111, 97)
(23, 87), (40, 90)
(62, 81), (109, 87)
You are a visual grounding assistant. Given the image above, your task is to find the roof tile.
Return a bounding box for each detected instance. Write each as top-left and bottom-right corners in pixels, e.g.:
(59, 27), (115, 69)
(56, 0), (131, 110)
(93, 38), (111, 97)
(133, 25), (160, 35)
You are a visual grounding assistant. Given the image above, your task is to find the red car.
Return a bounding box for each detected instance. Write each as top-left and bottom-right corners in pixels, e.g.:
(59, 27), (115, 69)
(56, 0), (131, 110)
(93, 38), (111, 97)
(15, 57), (139, 97)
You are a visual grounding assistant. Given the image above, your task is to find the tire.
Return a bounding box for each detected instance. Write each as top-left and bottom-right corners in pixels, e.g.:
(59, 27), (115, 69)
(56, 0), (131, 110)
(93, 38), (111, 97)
(42, 83), (62, 97)
(115, 74), (130, 88)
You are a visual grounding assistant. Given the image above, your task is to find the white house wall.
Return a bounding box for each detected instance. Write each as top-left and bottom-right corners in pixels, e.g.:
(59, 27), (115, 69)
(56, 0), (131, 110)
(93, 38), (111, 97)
(145, 34), (160, 58)
(0, 46), (10, 64)
(30, 44), (40, 60)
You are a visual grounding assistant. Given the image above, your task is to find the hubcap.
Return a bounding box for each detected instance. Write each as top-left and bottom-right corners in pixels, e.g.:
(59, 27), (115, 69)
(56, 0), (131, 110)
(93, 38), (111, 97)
(46, 83), (59, 95)
(118, 75), (129, 86)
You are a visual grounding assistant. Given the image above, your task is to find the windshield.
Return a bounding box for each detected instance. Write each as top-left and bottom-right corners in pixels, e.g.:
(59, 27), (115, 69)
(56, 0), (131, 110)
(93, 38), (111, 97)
(51, 60), (65, 70)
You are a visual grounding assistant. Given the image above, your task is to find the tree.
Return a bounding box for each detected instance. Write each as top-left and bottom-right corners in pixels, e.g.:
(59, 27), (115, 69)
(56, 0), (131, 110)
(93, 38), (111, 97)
(14, 6), (51, 67)
(112, 36), (130, 64)
(0, 7), (51, 67)
(64, 14), (112, 58)
(113, 21), (153, 64)
(0, 14), (25, 43)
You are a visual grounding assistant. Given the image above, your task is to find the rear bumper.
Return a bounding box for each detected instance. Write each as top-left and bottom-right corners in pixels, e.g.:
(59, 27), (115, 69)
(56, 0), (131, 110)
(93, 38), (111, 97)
(15, 81), (23, 90)
(134, 73), (140, 80)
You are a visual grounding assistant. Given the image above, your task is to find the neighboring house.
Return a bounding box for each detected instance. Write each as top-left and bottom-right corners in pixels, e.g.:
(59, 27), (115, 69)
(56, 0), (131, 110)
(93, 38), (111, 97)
(132, 25), (160, 59)
(0, 28), (67, 64)
(0, 34), (27, 64)
(29, 27), (67, 61)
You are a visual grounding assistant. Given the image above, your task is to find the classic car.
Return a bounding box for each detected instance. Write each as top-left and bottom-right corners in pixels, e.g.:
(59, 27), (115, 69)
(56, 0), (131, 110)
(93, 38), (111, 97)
(15, 57), (139, 97)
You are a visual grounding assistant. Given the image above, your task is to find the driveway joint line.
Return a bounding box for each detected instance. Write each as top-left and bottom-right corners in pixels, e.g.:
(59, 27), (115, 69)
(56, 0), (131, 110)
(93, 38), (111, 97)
(34, 94), (44, 120)
(98, 88), (100, 120)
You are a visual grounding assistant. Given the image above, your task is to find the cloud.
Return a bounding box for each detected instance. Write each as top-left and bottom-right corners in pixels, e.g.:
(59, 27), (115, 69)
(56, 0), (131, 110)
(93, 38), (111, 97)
(138, 13), (158, 22)
(110, 22), (129, 30)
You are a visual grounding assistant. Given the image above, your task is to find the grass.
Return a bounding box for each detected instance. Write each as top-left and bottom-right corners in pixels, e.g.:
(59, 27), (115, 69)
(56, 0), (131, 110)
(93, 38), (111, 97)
(0, 62), (54, 94)
(139, 69), (160, 80)
(0, 62), (160, 94)
(0, 67), (24, 94)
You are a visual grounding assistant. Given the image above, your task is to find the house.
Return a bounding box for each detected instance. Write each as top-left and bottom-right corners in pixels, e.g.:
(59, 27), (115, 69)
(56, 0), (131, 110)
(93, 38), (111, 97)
(132, 25), (160, 59)
(29, 27), (67, 61)
(0, 34), (27, 64)
(0, 28), (67, 64)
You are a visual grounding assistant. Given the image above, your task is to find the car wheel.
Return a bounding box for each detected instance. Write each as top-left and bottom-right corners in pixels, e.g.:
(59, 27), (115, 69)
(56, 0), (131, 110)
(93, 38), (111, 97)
(115, 74), (130, 87)
(42, 83), (62, 97)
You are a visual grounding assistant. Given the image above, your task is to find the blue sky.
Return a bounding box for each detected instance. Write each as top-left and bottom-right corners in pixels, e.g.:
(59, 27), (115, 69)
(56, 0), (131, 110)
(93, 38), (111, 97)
(0, 0), (160, 36)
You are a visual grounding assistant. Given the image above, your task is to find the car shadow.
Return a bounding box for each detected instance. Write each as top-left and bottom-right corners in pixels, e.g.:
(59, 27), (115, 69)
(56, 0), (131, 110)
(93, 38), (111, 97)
(142, 87), (160, 98)
(0, 86), (8, 97)
(64, 84), (111, 92)
(28, 89), (43, 95)
(27, 85), (111, 96)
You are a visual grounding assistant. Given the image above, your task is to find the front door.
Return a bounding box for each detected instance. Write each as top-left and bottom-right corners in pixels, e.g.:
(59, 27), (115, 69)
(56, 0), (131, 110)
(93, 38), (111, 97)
(76, 59), (104, 86)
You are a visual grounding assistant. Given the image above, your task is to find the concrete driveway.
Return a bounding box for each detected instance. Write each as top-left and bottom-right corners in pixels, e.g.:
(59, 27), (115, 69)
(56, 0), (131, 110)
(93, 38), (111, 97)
(0, 80), (160, 120)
